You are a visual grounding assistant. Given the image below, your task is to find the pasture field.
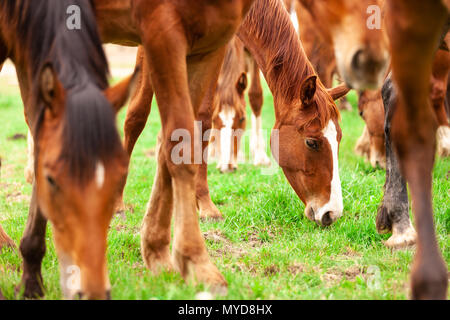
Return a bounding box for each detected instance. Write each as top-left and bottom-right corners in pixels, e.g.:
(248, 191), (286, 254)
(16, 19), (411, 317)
(0, 79), (448, 300)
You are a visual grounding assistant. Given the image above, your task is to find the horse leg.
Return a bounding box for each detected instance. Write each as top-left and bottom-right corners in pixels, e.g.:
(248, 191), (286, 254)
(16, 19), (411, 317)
(196, 79), (223, 220)
(385, 0), (448, 299)
(123, 47), (153, 157)
(114, 47), (154, 211)
(376, 78), (416, 249)
(137, 8), (226, 288)
(248, 57), (270, 166)
(140, 133), (174, 273)
(16, 184), (47, 298)
(0, 224), (15, 249)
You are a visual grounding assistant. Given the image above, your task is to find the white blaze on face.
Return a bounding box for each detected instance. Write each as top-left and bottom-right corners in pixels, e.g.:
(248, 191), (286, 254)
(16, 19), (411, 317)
(218, 108), (235, 169)
(317, 120), (343, 221)
(58, 252), (81, 299)
(95, 162), (105, 189)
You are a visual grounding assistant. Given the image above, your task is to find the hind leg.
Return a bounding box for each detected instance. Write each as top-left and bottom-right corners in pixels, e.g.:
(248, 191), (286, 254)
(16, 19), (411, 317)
(376, 78), (416, 249)
(16, 184), (47, 299)
(386, 0), (447, 299)
(197, 81), (223, 220)
(116, 47), (154, 211)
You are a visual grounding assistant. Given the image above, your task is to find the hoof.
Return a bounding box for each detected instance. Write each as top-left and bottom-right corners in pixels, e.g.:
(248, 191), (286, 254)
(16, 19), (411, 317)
(411, 257), (448, 300)
(197, 196), (223, 220)
(173, 251), (228, 292)
(15, 278), (44, 300)
(141, 246), (173, 275)
(383, 223), (417, 249)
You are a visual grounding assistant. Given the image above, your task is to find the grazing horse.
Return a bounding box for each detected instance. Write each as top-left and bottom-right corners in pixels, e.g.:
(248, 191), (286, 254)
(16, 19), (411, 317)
(355, 90), (386, 168)
(298, 0), (389, 91)
(208, 36), (271, 172)
(357, 32), (450, 169)
(0, 0), (136, 299)
(91, 0), (350, 291)
(208, 37), (249, 173)
(105, 0), (348, 227)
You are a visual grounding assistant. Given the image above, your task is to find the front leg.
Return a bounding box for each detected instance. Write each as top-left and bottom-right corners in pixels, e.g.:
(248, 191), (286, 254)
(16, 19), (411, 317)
(376, 78), (416, 249)
(385, 0), (448, 299)
(16, 183), (47, 299)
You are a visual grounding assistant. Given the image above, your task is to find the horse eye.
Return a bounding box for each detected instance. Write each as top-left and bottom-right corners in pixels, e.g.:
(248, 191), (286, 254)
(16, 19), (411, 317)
(305, 139), (319, 150)
(359, 110), (364, 117)
(46, 175), (58, 189)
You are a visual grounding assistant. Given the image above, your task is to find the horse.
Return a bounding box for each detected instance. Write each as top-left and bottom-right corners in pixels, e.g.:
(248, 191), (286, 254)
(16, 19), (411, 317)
(355, 89), (386, 168)
(357, 42), (450, 169)
(298, 0), (389, 91)
(344, 0), (449, 300)
(85, 0), (350, 292)
(207, 36), (271, 173)
(0, 0), (137, 299)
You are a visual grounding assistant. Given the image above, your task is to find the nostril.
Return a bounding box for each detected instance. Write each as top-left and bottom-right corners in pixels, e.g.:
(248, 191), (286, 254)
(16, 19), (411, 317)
(106, 290), (111, 300)
(351, 49), (365, 71)
(321, 212), (333, 226)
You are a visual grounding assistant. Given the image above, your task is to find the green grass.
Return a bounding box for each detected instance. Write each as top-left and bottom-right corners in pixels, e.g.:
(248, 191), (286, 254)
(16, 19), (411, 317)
(0, 81), (448, 300)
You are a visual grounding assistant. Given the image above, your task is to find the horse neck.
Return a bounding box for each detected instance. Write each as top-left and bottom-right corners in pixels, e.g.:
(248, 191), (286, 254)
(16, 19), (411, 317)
(237, 0), (318, 119)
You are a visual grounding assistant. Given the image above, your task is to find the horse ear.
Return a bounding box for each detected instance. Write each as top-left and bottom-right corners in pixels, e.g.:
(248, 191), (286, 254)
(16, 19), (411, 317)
(39, 63), (64, 116)
(236, 72), (247, 94)
(104, 66), (141, 114)
(39, 63), (56, 105)
(300, 75), (317, 106)
(327, 83), (350, 101)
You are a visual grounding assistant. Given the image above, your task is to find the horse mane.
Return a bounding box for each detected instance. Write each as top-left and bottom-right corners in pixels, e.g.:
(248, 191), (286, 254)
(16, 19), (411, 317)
(1, 0), (122, 183)
(238, 0), (339, 129)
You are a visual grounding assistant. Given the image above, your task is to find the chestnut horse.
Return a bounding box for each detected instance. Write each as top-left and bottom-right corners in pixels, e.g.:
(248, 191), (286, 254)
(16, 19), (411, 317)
(208, 36), (271, 172)
(89, 0), (349, 291)
(208, 37), (249, 173)
(104, 0), (349, 225)
(338, 0), (449, 300)
(357, 33), (450, 169)
(0, 0), (136, 299)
